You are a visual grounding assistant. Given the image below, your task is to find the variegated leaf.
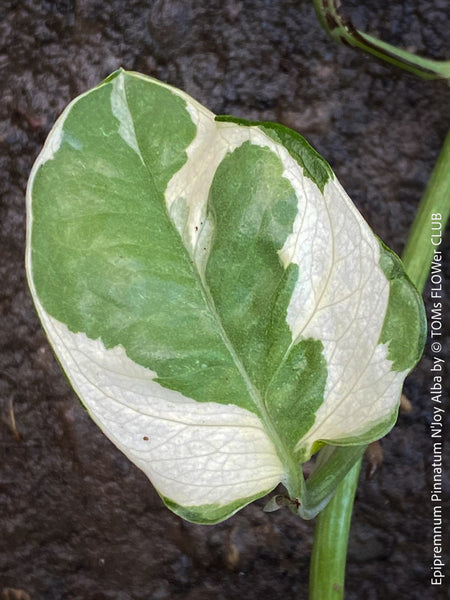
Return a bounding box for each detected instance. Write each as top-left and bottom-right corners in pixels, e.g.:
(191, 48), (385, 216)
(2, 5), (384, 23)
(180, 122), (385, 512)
(26, 69), (425, 523)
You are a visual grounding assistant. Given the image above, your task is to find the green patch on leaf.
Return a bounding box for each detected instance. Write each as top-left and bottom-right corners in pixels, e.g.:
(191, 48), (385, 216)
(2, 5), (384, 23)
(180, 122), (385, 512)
(215, 115), (333, 192)
(378, 241), (427, 371)
(266, 339), (327, 452)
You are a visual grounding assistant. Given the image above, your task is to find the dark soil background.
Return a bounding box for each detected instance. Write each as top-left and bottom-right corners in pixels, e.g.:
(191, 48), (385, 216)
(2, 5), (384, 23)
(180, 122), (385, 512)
(1, 1), (449, 599)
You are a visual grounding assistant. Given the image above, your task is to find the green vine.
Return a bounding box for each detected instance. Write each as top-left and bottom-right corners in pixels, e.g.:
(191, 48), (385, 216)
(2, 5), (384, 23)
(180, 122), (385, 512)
(312, 0), (450, 80)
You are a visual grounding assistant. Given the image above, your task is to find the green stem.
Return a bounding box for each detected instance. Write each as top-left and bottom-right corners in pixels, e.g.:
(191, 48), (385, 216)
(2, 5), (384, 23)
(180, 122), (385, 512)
(309, 130), (450, 599)
(309, 458), (361, 599)
(312, 0), (450, 80)
(402, 130), (450, 291)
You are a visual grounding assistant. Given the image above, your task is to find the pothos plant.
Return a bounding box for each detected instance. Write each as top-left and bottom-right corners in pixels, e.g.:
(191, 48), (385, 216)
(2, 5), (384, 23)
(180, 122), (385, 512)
(26, 69), (427, 589)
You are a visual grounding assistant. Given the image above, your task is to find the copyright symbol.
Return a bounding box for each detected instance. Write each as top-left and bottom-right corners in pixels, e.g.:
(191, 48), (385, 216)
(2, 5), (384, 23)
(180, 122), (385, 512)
(431, 342), (442, 353)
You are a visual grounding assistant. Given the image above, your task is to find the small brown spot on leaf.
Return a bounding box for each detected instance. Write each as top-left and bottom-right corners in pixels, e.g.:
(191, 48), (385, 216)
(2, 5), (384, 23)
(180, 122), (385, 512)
(143, 436), (149, 441)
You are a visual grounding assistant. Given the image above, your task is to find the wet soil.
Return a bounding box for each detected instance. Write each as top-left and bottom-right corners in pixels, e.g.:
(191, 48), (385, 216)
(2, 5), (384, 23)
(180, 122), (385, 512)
(1, 1), (449, 599)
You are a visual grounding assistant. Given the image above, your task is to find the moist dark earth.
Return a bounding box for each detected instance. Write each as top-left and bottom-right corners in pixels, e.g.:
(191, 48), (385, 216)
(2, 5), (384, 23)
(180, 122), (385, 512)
(1, 1), (449, 599)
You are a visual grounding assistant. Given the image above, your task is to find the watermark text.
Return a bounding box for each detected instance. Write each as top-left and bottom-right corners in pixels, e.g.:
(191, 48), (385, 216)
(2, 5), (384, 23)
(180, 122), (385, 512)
(429, 212), (446, 587)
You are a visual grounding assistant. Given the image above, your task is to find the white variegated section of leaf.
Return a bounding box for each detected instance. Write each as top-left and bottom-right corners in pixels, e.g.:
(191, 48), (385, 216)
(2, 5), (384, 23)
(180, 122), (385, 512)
(31, 306), (283, 507)
(278, 175), (407, 452)
(110, 75), (145, 163)
(164, 99), (220, 270)
(163, 111), (320, 276)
